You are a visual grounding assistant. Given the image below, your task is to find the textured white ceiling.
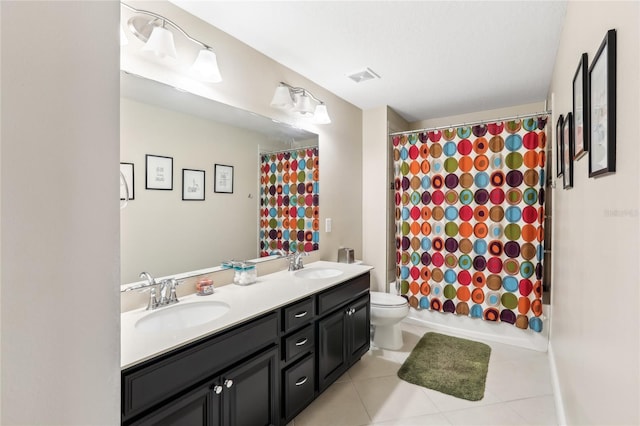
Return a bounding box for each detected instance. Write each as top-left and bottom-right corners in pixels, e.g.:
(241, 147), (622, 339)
(170, 1), (567, 122)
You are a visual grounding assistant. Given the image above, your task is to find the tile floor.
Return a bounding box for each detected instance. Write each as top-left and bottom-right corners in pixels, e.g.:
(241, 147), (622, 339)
(291, 321), (558, 426)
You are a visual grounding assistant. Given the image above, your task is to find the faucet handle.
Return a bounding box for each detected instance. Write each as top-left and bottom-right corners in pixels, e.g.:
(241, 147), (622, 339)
(167, 278), (180, 304)
(146, 286), (159, 310)
(296, 251), (309, 267)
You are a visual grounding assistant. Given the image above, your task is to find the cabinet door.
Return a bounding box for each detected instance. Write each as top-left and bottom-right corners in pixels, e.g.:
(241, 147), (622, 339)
(130, 383), (213, 426)
(221, 346), (279, 426)
(317, 308), (347, 392)
(347, 295), (370, 363)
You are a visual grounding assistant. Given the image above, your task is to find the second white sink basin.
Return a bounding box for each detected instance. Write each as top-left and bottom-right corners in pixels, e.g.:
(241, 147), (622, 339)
(294, 268), (343, 280)
(135, 301), (230, 332)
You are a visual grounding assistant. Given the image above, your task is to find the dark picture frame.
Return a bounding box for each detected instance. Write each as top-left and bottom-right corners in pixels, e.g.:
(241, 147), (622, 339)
(572, 53), (588, 160)
(214, 164), (234, 194)
(562, 112), (574, 189)
(556, 114), (564, 177)
(145, 154), (173, 190)
(588, 29), (616, 178)
(182, 169), (205, 201)
(120, 162), (135, 201)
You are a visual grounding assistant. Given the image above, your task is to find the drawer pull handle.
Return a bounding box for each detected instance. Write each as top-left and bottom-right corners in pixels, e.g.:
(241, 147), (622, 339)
(294, 311), (308, 318)
(295, 338), (308, 346)
(295, 376), (308, 386)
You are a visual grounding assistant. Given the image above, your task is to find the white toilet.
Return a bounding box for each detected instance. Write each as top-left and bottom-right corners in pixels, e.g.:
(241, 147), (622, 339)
(370, 291), (410, 350)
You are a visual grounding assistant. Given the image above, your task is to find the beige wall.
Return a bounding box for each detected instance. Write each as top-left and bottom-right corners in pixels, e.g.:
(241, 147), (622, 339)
(363, 107), (389, 292)
(409, 101), (546, 130)
(547, 2), (639, 425)
(1, 2), (121, 424)
(120, 98), (268, 284)
(362, 107), (410, 293)
(123, 1), (363, 267)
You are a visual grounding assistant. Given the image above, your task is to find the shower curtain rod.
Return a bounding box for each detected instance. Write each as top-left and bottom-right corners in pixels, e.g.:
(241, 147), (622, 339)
(389, 110), (551, 137)
(259, 144), (319, 155)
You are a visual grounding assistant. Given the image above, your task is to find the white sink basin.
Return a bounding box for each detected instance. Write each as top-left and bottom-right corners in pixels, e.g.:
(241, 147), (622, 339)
(135, 301), (230, 332)
(294, 268), (343, 279)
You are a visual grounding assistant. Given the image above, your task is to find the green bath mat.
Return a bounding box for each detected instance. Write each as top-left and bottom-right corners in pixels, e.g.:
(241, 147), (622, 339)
(397, 332), (491, 401)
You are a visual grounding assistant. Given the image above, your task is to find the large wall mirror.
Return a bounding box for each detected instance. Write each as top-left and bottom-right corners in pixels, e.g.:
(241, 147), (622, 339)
(120, 72), (319, 284)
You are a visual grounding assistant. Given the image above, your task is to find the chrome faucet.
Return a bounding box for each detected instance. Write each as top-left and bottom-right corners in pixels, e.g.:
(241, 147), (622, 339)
(137, 272), (180, 310)
(289, 252), (309, 271)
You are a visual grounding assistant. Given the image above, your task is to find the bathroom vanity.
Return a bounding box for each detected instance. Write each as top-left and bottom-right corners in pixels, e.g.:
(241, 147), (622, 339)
(120, 261), (372, 425)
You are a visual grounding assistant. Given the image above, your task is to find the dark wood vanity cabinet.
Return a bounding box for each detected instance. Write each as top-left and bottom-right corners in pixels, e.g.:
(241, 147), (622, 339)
(130, 346), (278, 426)
(122, 271), (370, 426)
(280, 297), (316, 422)
(317, 294), (370, 392)
(122, 313), (279, 426)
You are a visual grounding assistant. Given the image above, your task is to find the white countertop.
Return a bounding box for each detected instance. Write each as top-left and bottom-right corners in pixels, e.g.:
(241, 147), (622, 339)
(121, 261), (373, 369)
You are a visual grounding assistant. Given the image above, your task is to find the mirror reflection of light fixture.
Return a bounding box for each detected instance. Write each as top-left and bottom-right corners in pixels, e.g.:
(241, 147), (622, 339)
(270, 82), (332, 124)
(122, 2), (222, 83)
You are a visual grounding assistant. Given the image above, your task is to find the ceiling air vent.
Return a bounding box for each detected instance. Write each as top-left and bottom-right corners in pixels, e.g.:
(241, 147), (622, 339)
(347, 67), (381, 83)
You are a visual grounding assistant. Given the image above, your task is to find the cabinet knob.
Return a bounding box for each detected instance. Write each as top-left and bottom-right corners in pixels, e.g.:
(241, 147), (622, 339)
(295, 337), (308, 346)
(224, 379), (234, 389)
(295, 376), (308, 386)
(213, 385), (223, 395)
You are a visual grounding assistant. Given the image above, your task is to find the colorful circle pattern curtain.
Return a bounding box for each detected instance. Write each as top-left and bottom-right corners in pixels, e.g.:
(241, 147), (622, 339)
(260, 148), (319, 256)
(394, 118), (547, 332)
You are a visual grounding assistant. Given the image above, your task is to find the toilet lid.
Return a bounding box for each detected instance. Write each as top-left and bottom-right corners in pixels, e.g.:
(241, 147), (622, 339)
(370, 291), (408, 307)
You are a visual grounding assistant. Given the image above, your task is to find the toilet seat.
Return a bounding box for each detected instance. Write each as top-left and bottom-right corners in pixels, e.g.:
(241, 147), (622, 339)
(371, 292), (408, 307)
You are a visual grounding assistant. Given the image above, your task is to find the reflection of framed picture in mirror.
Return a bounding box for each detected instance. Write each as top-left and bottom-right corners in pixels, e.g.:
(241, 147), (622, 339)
(556, 114), (564, 177)
(120, 162), (134, 200)
(182, 169), (205, 201)
(563, 113), (574, 189)
(146, 154), (173, 190)
(588, 29), (616, 178)
(214, 164), (234, 193)
(572, 53), (588, 160)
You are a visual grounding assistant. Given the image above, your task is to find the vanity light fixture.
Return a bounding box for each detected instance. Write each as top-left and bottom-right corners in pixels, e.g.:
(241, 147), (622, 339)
(121, 2), (222, 83)
(270, 82), (331, 124)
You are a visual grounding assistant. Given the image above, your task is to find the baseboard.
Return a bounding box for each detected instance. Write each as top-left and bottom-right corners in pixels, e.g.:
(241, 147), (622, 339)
(548, 341), (567, 426)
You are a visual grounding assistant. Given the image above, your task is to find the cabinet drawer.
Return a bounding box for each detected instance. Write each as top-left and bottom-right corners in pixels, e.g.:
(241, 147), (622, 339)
(282, 297), (315, 333)
(283, 354), (315, 421)
(283, 324), (314, 363)
(122, 312), (278, 420)
(317, 273), (370, 315)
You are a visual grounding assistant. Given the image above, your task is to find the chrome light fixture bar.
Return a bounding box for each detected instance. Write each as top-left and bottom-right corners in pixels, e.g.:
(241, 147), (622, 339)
(270, 82), (331, 124)
(121, 2), (222, 83)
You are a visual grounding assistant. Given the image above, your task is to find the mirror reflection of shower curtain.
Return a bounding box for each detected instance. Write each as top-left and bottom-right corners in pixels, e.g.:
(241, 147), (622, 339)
(259, 148), (319, 256)
(393, 117), (548, 333)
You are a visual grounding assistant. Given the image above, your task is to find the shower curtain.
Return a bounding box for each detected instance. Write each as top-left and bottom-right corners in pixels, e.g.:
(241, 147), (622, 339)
(260, 147), (319, 257)
(394, 117), (547, 332)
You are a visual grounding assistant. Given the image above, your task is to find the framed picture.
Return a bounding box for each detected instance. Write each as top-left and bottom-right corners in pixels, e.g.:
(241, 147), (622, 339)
(214, 164), (234, 193)
(588, 29), (616, 178)
(562, 113), (574, 189)
(556, 114), (564, 177)
(182, 169), (205, 201)
(145, 154), (173, 190)
(572, 53), (588, 160)
(120, 162), (135, 201)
